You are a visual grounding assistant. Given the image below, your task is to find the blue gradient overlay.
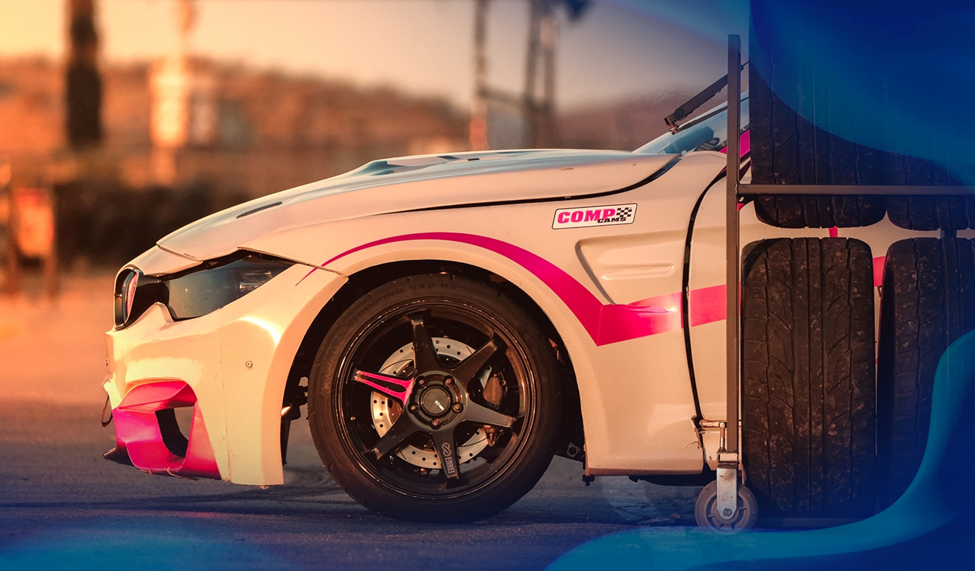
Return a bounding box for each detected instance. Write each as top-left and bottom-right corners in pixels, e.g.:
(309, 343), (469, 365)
(749, 0), (975, 187)
(551, 329), (975, 569)
(614, 0), (974, 186)
(553, 1), (975, 567)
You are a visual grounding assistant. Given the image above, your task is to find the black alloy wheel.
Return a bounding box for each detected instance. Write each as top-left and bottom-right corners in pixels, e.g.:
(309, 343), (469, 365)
(308, 274), (562, 522)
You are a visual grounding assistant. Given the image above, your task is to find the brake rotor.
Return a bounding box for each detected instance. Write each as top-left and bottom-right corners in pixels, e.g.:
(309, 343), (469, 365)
(371, 338), (492, 469)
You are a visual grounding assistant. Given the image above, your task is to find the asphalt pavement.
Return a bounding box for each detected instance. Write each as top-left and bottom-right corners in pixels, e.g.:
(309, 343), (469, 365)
(0, 269), (699, 570)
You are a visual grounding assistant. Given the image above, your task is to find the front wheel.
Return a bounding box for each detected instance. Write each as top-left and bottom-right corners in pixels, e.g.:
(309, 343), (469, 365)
(308, 274), (562, 522)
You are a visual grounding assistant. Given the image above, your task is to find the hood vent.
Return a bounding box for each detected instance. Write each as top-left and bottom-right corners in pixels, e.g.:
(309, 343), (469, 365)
(236, 201), (283, 219)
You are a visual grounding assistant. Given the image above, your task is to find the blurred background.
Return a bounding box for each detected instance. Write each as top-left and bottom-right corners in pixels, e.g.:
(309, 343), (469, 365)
(0, 0), (745, 285)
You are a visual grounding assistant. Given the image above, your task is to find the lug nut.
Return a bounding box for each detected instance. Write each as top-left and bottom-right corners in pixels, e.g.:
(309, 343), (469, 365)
(417, 377), (426, 386)
(452, 403), (463, 413)
(409, 404), (418, 413)
(444, 377), (454, 387)
(722, 508), (733, 517)
(431, 419), (441, 428)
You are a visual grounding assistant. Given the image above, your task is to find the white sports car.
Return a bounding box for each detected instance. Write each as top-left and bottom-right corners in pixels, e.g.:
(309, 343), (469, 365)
(102, 93), (971, 527)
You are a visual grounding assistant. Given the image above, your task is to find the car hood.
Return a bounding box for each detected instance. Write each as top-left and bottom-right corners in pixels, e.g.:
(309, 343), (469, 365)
(156, 149), (676, 263)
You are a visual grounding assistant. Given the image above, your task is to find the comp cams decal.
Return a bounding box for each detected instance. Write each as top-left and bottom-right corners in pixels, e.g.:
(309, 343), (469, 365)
(552, 204), (637, 229)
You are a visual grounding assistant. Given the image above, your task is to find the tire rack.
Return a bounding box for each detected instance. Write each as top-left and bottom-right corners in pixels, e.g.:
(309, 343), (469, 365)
(717, 34), (974, 528)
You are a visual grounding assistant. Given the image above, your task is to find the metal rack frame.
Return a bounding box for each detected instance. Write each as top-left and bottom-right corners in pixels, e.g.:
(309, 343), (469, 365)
(717, 34), (973, 527)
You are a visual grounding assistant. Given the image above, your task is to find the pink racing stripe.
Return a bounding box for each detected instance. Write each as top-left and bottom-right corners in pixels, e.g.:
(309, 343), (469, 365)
(599, 294), (682, 346)
(312, 232), (727, 346)
(688, 284), (727, 326)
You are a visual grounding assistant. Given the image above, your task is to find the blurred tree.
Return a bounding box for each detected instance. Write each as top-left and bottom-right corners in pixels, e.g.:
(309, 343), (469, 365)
(525, 0), (589, 147)
(66, 0), (103, 149)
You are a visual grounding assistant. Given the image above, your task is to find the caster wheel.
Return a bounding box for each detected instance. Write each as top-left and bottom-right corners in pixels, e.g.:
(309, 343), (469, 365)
(694, 480), (758, 532)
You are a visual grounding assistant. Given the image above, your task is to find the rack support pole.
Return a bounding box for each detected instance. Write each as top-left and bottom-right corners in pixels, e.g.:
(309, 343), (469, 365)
(716, 34), (743, 521)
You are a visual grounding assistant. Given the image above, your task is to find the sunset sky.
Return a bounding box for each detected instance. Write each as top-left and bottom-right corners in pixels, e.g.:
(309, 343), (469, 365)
(0, 0), (748, 109)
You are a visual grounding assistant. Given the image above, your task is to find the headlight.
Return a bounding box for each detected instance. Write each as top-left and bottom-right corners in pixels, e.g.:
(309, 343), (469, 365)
(114, 252), (294, 329)
(117, 270), (139, 325)
(114, 268), (165, 328)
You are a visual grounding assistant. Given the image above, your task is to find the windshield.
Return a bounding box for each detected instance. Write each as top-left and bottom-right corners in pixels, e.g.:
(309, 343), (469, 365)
(635, 96), (749, 155)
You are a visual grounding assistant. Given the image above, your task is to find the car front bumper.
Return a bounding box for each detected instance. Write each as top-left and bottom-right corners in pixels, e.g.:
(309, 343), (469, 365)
(102, 262), (344, 485)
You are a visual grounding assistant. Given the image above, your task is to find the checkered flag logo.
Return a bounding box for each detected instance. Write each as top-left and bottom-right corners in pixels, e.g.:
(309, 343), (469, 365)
(552, 203), (637, 229)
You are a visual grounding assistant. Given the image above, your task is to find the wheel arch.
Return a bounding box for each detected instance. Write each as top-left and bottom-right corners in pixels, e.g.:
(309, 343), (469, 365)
(281, 259), (585, 461)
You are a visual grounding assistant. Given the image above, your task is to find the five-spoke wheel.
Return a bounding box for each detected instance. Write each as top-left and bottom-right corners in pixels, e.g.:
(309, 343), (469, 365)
(308, 274), (562, 522)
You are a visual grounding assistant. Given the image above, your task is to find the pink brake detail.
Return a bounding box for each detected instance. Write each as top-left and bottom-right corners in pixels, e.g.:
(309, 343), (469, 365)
(353, 370), (415, 403)
(874, 256), (886, 287)
(111, 380), (221, 479)
(829, 226), (839, 238)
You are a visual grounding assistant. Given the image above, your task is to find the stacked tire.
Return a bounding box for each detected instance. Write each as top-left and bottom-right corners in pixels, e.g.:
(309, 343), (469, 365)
(742, 238), (877, 518)
(877, 238), (975, 506)
(753, 196), (885, 229)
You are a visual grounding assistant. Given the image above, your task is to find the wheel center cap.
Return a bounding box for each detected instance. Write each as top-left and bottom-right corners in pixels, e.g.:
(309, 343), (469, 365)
(418, 386), (451, 417)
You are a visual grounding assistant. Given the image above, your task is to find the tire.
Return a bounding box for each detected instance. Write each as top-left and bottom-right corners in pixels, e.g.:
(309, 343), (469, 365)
(742, 238), (876, 518)
(749, 31), (957, 198)
(877, 239), (975, 506)
(307, 274), (562, 522)
(886, 196), (975, 231)
(753, 195), (886, 228)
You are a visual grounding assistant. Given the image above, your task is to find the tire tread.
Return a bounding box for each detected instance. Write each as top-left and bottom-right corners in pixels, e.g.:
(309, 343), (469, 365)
(743, 238), (876, 518)
(877, 239), (975, 505)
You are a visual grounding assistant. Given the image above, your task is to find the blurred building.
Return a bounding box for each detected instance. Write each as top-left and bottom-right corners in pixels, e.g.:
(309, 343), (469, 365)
(0, 58), (65, 187)
(0, 56), (467, 266)
(557, 91), (698, 151)
(0, 56), (467, 198)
